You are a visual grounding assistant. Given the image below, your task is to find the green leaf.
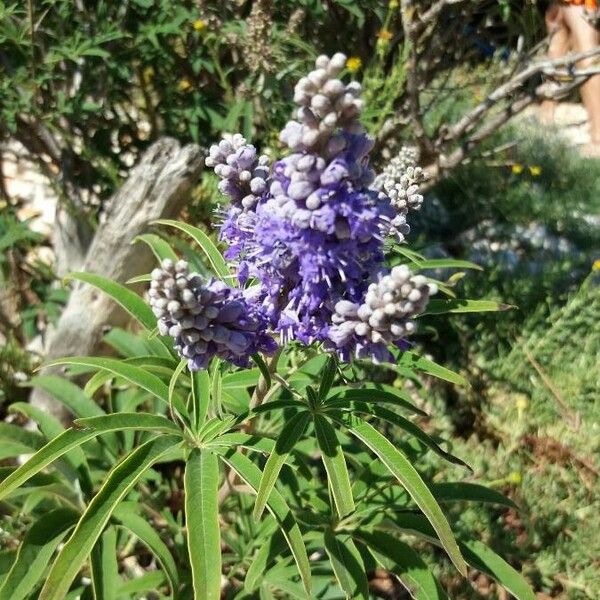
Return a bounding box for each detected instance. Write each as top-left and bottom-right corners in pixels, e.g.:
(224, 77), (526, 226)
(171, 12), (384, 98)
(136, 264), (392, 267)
(153, 220), (230, 280)
(213, 433), (276, 455)
(356, 405), (470, 469)
(253, 411), (311, 521)
(327, 386), (427, 416)
(113, 504), (179, 595)
(66, 272), (156, 330)
(90, 527), (119, 600)
(252, 353), (272, 391)
(396, 352), (468, 387)
(27, 375), (105, 418)
(323, 529), (368, 600)
(314, 415), (355, 518)
(358, 530), (448, 600)
(8, 402), (90, 488)
(431, 483), (517, 508)
(0, 422), (44, 451)
(411, 258), (483, 271)
(344, 416), (467, 576)
(8, 402), (64, 441)
(83, 356), (178, 397)
(74, 413), (181, 435)
(422, 299), (513, 316)
(223, 369), (260, 389)
(191, 369), (210, 430)
(392, 515), (534, 600)
(221, 451), (311, 595)
(0, 429), (95, 501)
(38, 435), (181, 600)
(45, 357), (171, 405)
(125, 273), (152, 284)
(118, 571), (165, 595)
(168, 358), (190, 422)
(133, 233), (178, 261)
(0, 414), (180, 501)
(317, 356), (337, 401)
(460, 540), (534, 600)
(0, 508), (79, 600)
(185, 448), (221, 600)
(245, 529), (287, 592)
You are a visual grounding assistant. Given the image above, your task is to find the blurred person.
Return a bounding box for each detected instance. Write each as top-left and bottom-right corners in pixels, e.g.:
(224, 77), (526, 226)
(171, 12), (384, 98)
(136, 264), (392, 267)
(541, 0), (600, 154)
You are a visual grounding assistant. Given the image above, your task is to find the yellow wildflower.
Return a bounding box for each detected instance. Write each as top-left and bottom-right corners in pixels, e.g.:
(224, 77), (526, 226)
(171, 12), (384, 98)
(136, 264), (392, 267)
(377, 29), (393, 42)
(508, 471), (522, 485)
(193, 19), (206, 32)
(515, 394), (528, 420)
(177, 78), (193, 92)
(142, 66), (155, 85)
(592, 258), (600, 271)
(511, 163), (524, 175)
(389, 0), (399, 8)
(346, 56), (362, 73)
(529, 165), (542, 176)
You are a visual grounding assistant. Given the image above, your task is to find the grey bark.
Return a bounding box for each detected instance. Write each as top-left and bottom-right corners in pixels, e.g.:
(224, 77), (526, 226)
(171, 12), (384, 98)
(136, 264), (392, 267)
(31, 138), (204, 420)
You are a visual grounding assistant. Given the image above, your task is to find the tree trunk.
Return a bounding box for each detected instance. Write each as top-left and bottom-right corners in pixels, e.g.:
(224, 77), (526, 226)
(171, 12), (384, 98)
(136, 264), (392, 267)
(31, 138), (204, 420)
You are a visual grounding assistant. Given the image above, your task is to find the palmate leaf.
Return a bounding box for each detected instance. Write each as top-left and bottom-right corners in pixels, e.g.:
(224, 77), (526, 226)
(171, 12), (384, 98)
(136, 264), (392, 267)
(340, 414), (467, 576)
(0, 413), (181, 501)
(219, 450), (312, 595)
(391, 514), (535, 600)
(38, 435), (181, 600)
(313, 414), (355, 518)
(113, 503), (179, 595)
(154, 219), (230, 280)
(323, 529), (369, 600)
(185, 448), (221, 600)
(0, 508), (79, 600)
(357, 530), (449, 600)
(254, 411), (311, 521)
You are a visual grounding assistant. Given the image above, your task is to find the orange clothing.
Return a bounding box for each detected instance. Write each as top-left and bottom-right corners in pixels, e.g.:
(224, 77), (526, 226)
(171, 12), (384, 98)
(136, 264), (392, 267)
(563, 0), (597, 9)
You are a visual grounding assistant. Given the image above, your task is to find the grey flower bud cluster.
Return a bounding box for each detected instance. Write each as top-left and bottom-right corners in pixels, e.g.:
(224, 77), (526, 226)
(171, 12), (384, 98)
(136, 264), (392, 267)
(280, 53), (364, 152)
(373, 146), (426, 241)
(148, 259), (268, 370)
(205, 133), (270, 210)
(329, 265), (436, 348)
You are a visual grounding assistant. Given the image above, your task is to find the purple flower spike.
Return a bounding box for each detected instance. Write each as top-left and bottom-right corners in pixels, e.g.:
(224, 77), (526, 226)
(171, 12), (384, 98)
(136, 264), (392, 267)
(148, 259), (276, 370)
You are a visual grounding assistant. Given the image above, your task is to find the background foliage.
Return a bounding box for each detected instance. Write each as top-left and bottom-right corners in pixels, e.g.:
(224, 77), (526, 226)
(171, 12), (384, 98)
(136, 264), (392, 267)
(1, 0), (599, 598)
